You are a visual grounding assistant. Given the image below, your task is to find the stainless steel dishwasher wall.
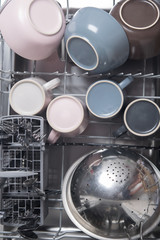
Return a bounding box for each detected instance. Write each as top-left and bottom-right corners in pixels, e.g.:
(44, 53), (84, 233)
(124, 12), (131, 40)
(1, 0), (160, 239)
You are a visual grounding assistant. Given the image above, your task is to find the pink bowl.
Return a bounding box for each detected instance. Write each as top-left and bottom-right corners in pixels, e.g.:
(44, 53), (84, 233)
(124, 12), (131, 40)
(0, 0), (66, 60)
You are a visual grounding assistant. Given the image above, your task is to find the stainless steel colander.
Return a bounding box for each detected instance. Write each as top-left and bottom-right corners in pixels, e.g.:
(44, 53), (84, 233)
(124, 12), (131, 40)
(62, 148), (160, 240)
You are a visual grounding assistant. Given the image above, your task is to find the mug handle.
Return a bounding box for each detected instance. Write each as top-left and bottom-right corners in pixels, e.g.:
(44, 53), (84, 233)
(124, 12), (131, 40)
(47, 129), (61, 144)
(118, 76), (133, 90)
(43, 78), (60, 91)
(113, 125), (127, 138)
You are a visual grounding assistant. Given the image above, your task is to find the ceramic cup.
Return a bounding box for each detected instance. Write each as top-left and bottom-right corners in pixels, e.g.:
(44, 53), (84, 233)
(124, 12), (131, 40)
(0, 0), (66, 60)
(46, 95), (89, 143)
(86, 76), (133, 119)
(9, 77), (60, 116)
(64, 7), (129, 74)
(113, 98), (160, 138)
(110, 0), (160, 60)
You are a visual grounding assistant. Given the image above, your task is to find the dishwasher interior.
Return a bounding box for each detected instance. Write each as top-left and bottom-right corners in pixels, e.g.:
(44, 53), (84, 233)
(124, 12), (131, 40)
(1, 0), (160, 239)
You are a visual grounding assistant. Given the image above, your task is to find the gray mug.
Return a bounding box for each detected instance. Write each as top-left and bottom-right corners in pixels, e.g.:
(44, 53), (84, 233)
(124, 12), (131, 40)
(64, 7), (129, 74)
(86, 76), (133, 119)
(113, 98), (160, 138)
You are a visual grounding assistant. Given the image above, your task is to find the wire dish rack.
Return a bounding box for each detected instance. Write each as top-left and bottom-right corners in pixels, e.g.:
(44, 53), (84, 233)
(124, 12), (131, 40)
(1, 0), (160, 239)
(0, 115), (47, 147)
(0, 116), (49, 226)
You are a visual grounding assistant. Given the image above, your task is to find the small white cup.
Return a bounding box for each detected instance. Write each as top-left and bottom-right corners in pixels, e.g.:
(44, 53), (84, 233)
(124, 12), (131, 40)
(46, 95), (89, 143)
(9, 77), (60, 115)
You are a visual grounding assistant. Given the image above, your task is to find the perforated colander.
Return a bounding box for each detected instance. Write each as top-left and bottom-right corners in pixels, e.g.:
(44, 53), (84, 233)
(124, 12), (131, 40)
(62, 148), (160, 240)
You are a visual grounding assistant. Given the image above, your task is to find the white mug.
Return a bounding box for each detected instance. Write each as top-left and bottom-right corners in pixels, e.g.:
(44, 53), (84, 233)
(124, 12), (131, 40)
(46, 95), (89, 143)
(9, 77), (60, 115)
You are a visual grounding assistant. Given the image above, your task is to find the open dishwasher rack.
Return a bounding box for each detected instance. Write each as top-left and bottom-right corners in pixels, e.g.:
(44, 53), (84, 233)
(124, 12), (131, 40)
(0, 115), (49, 226)
(1, 0), (160, 239)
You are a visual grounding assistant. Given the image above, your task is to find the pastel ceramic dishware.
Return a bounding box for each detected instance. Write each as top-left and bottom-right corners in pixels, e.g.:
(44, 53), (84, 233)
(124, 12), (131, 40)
(46, 95), (89, 143)
(86, 76), (133, 119)
(110, 0), (160, 59)
(9, 77), (60, 116)
(0, 0), (66, 60)
(113, 98), (160, 138)
(64, 7), (129, 74)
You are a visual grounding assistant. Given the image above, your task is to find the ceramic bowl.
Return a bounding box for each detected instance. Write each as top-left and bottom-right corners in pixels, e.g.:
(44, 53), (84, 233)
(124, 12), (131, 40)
(0, 0), (66, 60)
(110, 0), (160, 60)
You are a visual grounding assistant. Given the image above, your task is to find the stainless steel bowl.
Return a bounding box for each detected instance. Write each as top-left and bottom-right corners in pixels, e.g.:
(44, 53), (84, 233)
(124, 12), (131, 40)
(62, 148), (160, 240)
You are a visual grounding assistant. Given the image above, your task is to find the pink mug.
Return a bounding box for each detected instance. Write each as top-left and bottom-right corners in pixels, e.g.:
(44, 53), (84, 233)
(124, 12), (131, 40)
(46, 95), (89, 143)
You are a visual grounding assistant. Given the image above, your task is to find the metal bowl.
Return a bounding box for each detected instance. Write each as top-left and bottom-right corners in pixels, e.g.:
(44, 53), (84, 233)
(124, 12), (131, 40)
(62, 148), (160, 240)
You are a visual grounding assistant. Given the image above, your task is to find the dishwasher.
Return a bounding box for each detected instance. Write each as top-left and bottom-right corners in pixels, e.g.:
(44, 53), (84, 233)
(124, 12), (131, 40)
(1, 0), (160, 239)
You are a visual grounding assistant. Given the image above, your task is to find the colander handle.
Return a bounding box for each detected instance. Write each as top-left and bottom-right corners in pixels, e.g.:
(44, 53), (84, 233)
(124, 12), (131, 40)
(113, 124), (127, 138)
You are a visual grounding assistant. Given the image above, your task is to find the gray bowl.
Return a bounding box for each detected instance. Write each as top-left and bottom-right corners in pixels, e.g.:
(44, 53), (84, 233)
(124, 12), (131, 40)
(62, 148), (160, 240)
(64, 7), (129, 74)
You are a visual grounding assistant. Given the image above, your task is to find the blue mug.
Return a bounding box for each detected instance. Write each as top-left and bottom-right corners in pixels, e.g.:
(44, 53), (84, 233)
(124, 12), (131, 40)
(86, 76), (133, 119)
(64, 7), (129, 74)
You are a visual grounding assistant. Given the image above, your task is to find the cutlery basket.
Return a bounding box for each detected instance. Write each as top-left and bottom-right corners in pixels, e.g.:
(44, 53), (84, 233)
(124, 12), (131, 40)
(0, 116), (49, 226)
